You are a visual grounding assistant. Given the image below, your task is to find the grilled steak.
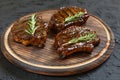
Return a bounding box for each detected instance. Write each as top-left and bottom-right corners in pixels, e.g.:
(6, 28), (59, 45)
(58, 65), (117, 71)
(49, 6), (89, 33)
(54, 26), (100, 58)
(11, 14), (48, 47)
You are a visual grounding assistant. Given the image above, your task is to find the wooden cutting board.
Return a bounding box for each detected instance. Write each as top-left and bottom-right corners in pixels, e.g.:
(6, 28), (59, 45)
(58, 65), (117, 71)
(1, 10), (115, 76)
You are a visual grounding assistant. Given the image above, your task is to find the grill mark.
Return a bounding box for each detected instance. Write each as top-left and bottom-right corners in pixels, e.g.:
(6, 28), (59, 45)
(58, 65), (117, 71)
(76, 7), (82, 12)
(70, 7), (78, 15)
(16, 31), (27, 39)
(61, 8), (69, 17)
(65, 8), (74, 16)
(12, 27), (23, 33)
(54, 14), (63, 20)
(61, 9), (68, 18)
(74, 7), (81, 13)
(59, 10), (67, 18)
(14, 29), (24, 34)
(58, 11), (66, 19)
(53, 13), (64, 22)
(68, 8), (74, 15)
(65, 8), (72, 16)
(60, 8), (69, 17)
(61, 8), (70, 17)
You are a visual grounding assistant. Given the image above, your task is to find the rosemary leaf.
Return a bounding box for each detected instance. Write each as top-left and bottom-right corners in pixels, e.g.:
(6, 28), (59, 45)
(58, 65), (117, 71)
(25, 14), (37, 36)
(62, 33), (96, 46)
(65, 12), (84, 23)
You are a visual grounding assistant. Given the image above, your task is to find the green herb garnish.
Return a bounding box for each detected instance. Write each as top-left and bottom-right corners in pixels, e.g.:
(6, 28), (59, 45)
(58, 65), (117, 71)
(25, 14), (37, 36)
(62, 33), (96, 46)
(65, 12), (84, 23)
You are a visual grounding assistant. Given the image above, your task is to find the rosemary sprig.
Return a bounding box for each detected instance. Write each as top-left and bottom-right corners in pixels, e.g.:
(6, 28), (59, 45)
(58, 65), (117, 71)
(62, 33), (96, 46)
(65, 11), (84, 23)
(25, 14), (37, 36)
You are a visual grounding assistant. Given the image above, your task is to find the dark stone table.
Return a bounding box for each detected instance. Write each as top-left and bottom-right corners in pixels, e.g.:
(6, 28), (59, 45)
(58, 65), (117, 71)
(0, 0), (120, 80)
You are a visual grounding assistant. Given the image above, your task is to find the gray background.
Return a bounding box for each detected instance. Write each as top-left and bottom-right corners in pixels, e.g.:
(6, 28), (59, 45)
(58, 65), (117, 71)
(0, 0), (120, 80)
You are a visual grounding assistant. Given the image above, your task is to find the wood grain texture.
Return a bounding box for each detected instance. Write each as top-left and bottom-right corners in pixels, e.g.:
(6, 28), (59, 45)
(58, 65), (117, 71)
(1, 10), (115, 76)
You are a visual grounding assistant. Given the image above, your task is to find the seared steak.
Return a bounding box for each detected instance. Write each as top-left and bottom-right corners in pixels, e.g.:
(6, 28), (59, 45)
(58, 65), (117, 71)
(49, 6), (89, 33)
(54, 26), (100, 58)
(11, 14), (48, 47)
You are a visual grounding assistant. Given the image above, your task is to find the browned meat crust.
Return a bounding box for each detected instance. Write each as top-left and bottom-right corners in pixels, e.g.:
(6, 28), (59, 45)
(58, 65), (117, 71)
(49, 6), (89, 33)
(54, 26), (100, 58)
(11, 15), (48, 47)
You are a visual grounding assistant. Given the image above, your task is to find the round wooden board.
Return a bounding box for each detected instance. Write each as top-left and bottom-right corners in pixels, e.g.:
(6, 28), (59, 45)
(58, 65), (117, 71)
(1, 10), (115, 76)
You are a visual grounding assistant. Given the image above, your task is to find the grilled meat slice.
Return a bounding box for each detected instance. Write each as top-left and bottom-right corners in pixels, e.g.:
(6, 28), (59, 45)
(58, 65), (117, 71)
(11, 14), (48, 47)
(54, 26), (100, 58)
(49, 6), (89, 33)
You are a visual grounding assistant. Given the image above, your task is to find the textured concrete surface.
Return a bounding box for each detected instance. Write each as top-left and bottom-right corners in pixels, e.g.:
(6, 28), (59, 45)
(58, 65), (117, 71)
(0, 0), (120, 80)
